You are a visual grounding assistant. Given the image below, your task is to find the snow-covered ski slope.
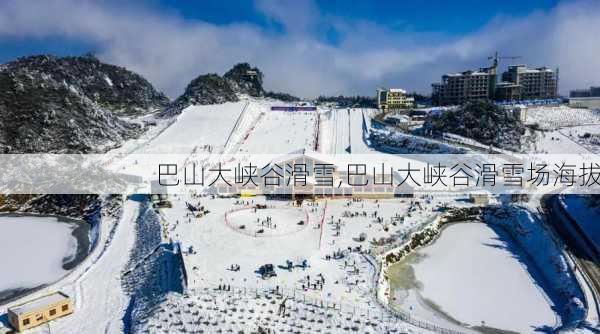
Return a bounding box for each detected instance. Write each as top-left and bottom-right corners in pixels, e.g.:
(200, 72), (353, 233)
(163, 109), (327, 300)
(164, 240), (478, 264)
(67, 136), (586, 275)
(135, 101), (251, 154)
(147, 99), (319, 156)
(236, 107), (318, 154)
(107, 99), (322, 177)
(108, 103), (377, 181)
(319, 108), (377, 154)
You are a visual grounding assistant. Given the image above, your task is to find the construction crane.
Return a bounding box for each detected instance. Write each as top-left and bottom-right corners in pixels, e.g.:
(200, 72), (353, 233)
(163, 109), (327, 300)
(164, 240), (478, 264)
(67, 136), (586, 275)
(487, 51), (521, 70)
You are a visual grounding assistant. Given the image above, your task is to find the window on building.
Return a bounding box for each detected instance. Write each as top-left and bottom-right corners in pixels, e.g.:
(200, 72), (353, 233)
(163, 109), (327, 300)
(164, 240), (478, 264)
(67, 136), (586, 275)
(62, 304), (69, 312)
(23, 318), (30, 326)
(49, 309), (56, 316)
(36, 314), (43, 321)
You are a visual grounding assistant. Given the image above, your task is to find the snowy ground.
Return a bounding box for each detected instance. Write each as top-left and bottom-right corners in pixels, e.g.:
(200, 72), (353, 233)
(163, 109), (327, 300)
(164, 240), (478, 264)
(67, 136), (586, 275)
(561, 195), (600, 254)
(319, 108), (376, 155)
(523, 106), (600, 154)
(156, 194), (453, 329)
(135, 102), (250, 154)
(389, 222), (557, 333)
(0, 197), (139, 334)
(3, 99), (597, 333)
(526, 106), (600, 131)
(530, 127), (594, 154)
(237, 109), (317, 154)
(0, 216), (81, 300)
(139, 286), (420, 334)
(557, 125), (600, 154)
(226, 206), (309, 237)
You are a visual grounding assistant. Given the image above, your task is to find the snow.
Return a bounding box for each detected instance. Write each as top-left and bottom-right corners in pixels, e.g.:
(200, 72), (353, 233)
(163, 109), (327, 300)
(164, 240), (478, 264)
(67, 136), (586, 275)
(531, 128), (593, 154)
(10, 292), (68, 315)
(370, 128), (464, 154)
(485, 205), (587, 326)
(141, 101), (250, 154)
(526, 106), (600, 130)
(148, 192), (461, 333)
(237, 108), (317, 154)
(104, 75), (113, 87)
(139, 286), (418, 334)
(0, 216), (78, 294)
(3, 97), (596, 333)
(326, 108), (351, 154)
(320, 107), (397, 155)
(560, 195), (600, 254)
(47, 198), (140, 334)
(226, 207), (308, 237)
(391, 222), (557, 333)
(558, 125), (600, 154)
(0, 197), (141, 334)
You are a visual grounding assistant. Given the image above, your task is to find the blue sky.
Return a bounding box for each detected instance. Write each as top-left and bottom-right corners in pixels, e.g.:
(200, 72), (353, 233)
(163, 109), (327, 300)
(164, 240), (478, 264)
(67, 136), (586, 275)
(0, 0), (597, 97)
(146, 0), (560, 36)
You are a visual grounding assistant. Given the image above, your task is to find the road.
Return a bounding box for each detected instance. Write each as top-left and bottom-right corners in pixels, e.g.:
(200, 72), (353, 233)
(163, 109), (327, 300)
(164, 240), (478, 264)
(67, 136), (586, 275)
(541, 194), (600, 324)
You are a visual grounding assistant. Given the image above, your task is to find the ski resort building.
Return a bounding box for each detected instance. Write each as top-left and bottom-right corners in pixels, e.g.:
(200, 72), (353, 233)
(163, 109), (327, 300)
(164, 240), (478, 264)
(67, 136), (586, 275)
(469, 192), (490, 205)
(377, 88), (415, 111)
(7, 292), (73, 332)
(271, 106), (317, 112)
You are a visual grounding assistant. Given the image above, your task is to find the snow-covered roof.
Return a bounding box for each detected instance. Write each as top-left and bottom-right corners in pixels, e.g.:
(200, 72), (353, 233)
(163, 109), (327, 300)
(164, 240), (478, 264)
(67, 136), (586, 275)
(386, 114), (410, 123)
(444, 71), (489, 77)
(9, 292), (70, 316)
(496, 81), (520, 87)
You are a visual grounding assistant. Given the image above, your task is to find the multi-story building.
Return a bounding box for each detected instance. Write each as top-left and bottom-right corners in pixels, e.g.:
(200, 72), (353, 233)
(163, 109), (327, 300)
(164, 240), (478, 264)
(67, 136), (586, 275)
(432, 59), (559, 106)
(431, 69), (496, 106)
(377, 88), (414, 111)
(501, 65), (558, 100)
(569, 86), (600, 109)
(495, 81), (521, 101)
(570, 86), (600, 98)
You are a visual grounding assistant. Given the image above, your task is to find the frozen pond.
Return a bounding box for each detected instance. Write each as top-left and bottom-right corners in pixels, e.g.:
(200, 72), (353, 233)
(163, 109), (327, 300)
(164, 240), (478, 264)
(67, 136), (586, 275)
(0, 215), (90, 304)
(389, 222), (557, 333)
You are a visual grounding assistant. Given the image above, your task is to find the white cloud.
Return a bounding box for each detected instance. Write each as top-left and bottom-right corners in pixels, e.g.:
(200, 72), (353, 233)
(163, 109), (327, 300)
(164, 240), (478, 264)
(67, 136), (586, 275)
(0, 0), (599, 98)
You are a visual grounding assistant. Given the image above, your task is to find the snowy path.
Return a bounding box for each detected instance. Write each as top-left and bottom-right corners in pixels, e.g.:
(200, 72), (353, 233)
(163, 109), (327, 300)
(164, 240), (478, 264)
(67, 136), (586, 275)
(0, 199), (143, 334)
(349, 108), (374, 154)
(323, 108), (372, 154)
(332, 108), (351, 154)
(50, 198), (139, 334)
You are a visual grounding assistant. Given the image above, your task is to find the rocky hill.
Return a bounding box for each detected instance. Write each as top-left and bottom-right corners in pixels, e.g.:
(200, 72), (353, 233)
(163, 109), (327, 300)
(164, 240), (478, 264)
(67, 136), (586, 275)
(223, 63), (264, 97)
(0, 55), (169, 153)
(3, 55), (169, 115)
(162, 63), (265, 116)
(423, 101), (526, 151)
(163, 74), (239, 116)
